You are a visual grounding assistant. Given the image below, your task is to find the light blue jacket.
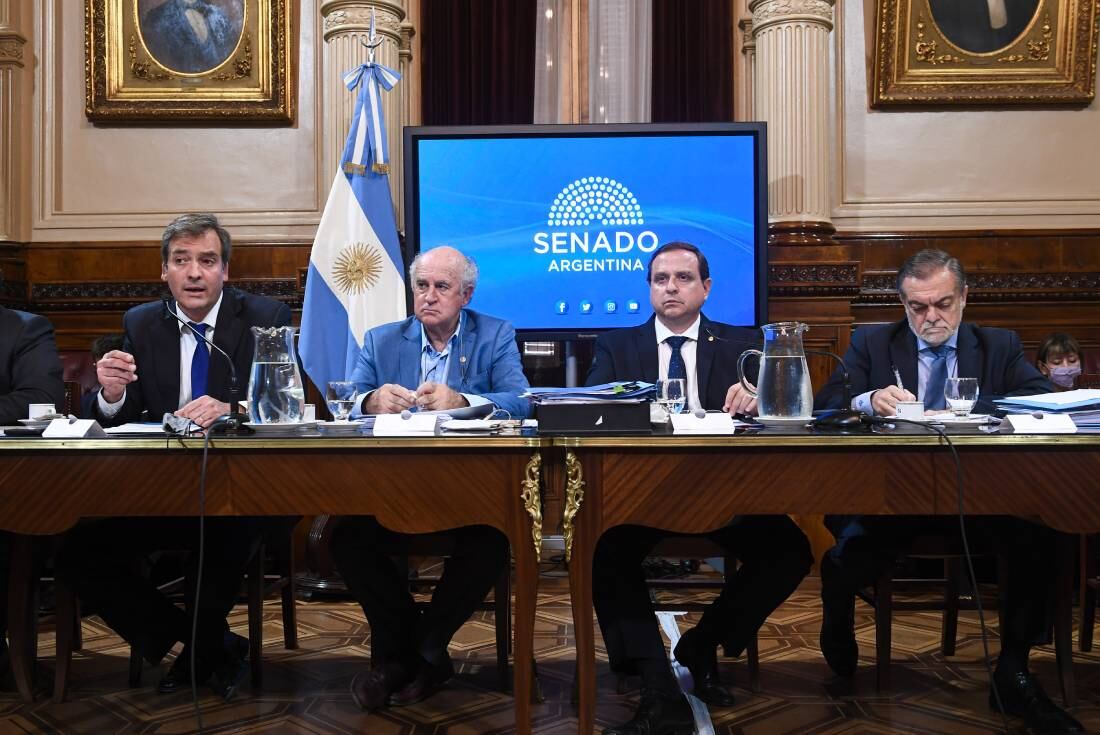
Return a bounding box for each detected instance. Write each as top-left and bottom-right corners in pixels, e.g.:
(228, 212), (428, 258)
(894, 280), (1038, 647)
(349, 309), (532, 418)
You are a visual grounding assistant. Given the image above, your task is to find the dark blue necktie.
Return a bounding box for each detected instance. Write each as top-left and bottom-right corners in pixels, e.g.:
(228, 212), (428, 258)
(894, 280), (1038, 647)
(665, 336), (688, 383)
(190, 322), (210, 400)
(924, 344), (949, 410)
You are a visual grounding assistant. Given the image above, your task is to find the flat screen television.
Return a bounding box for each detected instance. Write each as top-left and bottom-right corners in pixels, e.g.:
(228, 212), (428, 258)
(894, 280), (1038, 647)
(403, 122), (768, 339)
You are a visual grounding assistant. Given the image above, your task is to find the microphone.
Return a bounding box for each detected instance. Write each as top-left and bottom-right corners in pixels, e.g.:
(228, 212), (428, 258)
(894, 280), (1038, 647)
(162, 299), (252, 435)
(805, 349), (872, 433)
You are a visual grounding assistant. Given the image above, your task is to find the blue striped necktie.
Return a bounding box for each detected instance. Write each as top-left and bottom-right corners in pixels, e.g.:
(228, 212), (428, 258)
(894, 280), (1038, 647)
(923, 344), (949, 410)
(190, 322), (210, 400)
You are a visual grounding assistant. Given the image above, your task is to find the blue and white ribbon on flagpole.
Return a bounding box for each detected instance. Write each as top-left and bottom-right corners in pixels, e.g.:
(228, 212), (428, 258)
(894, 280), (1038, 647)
(341, 61), (401, 175)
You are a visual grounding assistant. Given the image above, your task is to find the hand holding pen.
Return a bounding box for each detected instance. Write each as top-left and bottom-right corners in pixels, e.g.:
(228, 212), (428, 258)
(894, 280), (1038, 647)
(870, 365), (917, 416)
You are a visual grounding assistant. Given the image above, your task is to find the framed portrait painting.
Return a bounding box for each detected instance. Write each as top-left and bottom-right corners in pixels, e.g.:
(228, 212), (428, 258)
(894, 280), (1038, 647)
(85, 0), (295, 122)
(871, 0), (1099, 106)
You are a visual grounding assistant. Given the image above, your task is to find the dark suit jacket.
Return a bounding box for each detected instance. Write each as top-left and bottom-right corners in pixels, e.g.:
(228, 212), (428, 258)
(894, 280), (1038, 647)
(97, 288), (291, 426)
(814, 319), (1051, 413)
(585, 314), (759, 410)
(0, 307), (65, 425)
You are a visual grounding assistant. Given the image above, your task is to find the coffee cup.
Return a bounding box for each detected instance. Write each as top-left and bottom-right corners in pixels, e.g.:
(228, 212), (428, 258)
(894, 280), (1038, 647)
(28, 403), (56, 420)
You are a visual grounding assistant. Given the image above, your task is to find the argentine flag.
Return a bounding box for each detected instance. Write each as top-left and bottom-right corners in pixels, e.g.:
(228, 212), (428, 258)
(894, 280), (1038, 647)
(299, 56), (405, 393)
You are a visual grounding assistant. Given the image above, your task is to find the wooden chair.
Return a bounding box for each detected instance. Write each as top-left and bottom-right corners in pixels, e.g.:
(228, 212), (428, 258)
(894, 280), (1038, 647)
(865, 534), (1076, 704)
(51, 531), (299, 702)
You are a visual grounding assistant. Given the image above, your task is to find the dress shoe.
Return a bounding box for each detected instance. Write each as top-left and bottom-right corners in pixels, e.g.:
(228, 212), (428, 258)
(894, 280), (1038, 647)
(602, 689), (695, 735)
(818, 555), (858, 677)
(208, 653), (249, 702)
(991, 671), (1085, 734)
(387, 656), (455, 707)
(350, 662), (414, 712)
(157, 633), (249, 695)
(672, 628), (735, 707)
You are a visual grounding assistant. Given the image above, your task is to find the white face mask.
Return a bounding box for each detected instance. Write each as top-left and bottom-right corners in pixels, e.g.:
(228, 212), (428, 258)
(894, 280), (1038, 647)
(1049, 365), (1082, 388)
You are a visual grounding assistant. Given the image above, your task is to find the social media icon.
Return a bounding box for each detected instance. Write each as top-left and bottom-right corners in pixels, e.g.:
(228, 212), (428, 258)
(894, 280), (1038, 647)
(580, 300), (593, 314)
(627, 300), (640, 313)
(555, 300), (569, 315)
(605, 300), (617, 314)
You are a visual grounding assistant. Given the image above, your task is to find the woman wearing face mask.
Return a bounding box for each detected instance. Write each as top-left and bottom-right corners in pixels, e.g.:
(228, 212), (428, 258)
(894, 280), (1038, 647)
(1035, 332), (1084, 390)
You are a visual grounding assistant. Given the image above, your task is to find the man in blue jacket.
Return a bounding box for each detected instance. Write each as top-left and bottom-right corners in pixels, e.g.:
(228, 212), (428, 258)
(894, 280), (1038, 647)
(334, 246), (530, 712)
(816, 249), (1081, 734)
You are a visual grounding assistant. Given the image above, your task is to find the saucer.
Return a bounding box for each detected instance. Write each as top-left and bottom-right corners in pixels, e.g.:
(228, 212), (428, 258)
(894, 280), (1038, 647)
(18, 418), (54, 429)
(754, 415), (811, 427)
(243, 421), (317, 435)
(317, 420), (365, 435)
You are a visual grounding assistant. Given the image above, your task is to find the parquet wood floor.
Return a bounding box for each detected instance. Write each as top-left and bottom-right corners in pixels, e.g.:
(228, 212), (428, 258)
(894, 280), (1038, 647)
(2, 574), (1099, 733)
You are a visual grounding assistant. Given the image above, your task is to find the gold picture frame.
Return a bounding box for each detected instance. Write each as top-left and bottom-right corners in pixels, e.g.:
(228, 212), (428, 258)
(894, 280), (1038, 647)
(871, 0), (1098, 106)
(85, 0), (295, 122)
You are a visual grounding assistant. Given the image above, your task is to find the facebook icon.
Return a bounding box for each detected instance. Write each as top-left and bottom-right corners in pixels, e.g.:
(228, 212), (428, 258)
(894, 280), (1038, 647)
(555, 300), (568, 315)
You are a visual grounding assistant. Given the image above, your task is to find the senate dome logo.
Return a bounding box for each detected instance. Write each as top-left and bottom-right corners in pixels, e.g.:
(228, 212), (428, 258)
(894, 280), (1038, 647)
(547, 177), (646, 228)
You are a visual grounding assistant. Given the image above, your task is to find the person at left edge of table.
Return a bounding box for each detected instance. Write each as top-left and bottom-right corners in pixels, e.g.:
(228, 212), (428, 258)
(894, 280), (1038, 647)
(58, 212), (294, 701)
(0, 305), (65, 689)
(586, 241), (813, 735)
(332, 245), (531, 713)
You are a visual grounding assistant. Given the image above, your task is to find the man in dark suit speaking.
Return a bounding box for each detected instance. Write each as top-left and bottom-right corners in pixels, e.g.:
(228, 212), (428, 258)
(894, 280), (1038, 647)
(815, 249), (1081, 734)
(588, 242), (813, 735)
(60, 213), (292, 701)
(0, 305), (65, 687)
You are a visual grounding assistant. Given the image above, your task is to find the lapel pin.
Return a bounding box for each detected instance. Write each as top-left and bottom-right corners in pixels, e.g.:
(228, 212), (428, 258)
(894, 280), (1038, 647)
(708, 335), (714, 342)
(460, 356), (467, 363)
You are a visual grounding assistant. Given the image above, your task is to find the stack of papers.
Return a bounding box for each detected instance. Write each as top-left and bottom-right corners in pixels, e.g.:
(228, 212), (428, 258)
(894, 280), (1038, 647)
(522, 381), (655, 404)
(995, 389), (1100, 429)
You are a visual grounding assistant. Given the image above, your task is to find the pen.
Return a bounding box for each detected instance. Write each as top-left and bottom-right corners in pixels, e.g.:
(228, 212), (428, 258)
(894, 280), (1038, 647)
(891, 365), (905, 391)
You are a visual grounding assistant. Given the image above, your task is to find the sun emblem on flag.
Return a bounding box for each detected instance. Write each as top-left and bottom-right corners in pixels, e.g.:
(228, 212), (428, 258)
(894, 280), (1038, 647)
(332, 243), (383, 294)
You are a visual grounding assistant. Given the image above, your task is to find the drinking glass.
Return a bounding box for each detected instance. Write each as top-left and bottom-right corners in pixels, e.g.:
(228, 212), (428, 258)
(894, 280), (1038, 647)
(944, 377), (979, 417)
(326, 381), (360, 422)
(657, 379), (686, 416)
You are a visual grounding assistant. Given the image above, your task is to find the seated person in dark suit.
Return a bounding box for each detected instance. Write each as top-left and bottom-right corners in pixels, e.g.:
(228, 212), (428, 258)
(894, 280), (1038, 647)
(79, 333), (124, 418)
(332, 246), (531, 712)
(815, 248), (1081, 735)
(0, 305), (65, 686)
(587, 242), (813, 735)
(58, 213), (293, 701)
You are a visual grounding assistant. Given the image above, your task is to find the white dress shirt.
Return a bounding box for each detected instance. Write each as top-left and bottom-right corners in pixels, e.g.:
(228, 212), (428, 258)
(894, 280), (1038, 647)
(98, 294), (224, 417)
(654, 315), (703, 412)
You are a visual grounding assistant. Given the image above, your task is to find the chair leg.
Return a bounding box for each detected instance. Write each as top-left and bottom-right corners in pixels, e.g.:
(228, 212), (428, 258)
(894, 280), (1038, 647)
(247, 544), (265, 688)
(1080, 535), (1095, 653)
(746, 633), (760, 693)
(52, 577), (77, 703)
(874, 572), (893, 693)
(279, 536), (298, 650)
(1054, 534), (1076, 707)
(128, 647), (143, 688)
(494, 568), (511, 693)
(941, 558), (961, 657)
(8, 534), (39, 702)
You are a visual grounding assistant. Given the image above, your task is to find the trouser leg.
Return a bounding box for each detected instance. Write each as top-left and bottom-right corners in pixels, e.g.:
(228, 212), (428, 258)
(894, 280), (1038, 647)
(695, 515), (813, 656)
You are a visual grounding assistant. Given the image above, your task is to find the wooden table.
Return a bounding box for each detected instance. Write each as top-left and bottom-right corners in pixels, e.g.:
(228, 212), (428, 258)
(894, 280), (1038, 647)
(556, 430), (1100, 734)
(0, 435), (545, 734)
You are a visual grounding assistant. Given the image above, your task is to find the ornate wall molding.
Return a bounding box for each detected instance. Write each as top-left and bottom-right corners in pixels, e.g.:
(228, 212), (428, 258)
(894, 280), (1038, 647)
(769, 262), (860, 297)
(0, 32), (25, 67)
(857, 271), (1100, 303)
(30, 278), (302, 310)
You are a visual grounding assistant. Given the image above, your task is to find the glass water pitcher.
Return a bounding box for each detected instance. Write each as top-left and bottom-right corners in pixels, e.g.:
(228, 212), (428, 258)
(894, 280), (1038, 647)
(247, 326), (305, 423)
(736, 322), (814, 419)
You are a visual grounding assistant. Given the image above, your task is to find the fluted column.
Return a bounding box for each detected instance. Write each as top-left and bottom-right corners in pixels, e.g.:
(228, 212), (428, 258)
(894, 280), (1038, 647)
(735, 17), (755, 120)
(320, 1), (411, 229)
(0, 0), (29, 241)
(749, 0), (835, 245)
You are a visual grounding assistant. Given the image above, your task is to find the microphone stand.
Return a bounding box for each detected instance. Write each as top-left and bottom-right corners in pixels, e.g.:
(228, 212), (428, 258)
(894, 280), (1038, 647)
(163, 299), (254, 436)
(806, 349), (872, 433)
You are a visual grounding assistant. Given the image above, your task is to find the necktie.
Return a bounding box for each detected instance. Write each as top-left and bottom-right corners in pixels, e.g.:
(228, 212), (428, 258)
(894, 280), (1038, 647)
(924, 345), (949, 410)
(665, 336), (688, 383)
(190, 322), (210, 400)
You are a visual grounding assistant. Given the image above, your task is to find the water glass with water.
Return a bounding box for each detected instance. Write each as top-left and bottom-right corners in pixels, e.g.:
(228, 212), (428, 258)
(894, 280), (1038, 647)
(326, 381), (360, 421)
(657, 379), (686, 416)
(945, 377), (979, 416)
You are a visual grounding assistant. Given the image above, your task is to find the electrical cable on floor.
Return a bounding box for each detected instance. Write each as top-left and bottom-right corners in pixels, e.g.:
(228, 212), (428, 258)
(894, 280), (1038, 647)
(188, 427), (213, 733)
(879, 417), (1011, 734)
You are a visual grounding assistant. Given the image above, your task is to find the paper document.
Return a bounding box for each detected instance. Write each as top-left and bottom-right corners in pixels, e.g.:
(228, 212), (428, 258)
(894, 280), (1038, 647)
(104, 423), (169, 435)
(670, 412), (745, 434)
(1004, 413), (1077, 434)
(995, 389), (1100, 411)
